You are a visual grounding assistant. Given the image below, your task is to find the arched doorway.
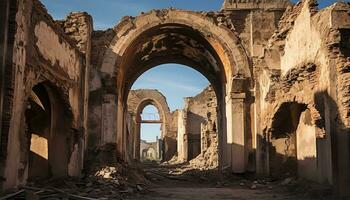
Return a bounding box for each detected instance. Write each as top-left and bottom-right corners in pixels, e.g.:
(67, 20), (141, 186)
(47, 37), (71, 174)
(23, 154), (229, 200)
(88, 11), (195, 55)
(128, 89), (173, 161)
(268, 102), (320, 181)
(26, 84), (51, 180)
(138, 105), (162, 161)
(101, 10), (252, 171)
(25, 82), (73, 181)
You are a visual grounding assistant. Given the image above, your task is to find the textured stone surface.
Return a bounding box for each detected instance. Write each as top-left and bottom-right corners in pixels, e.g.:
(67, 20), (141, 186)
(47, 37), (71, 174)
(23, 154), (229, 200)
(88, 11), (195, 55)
(1, 0), (350, 198)
(0, 0), (89, 190)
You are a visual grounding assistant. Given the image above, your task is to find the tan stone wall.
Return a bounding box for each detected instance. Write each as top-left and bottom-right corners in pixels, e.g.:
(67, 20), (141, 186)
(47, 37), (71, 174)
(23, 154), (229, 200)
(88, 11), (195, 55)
(175, 86), (218, 162)
(0, 0), (89, 190)
(222, 0), (291, 11)
(256, 0), (350, 195)
(140, 140), (160, 161)
(2, 0), (350, 197)
(185, 86), (217, 160)
(221, 3), (288, 59)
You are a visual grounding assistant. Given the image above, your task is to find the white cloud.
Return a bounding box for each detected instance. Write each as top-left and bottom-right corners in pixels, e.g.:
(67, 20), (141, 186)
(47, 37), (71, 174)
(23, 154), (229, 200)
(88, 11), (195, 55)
(141, 77), (203, 93)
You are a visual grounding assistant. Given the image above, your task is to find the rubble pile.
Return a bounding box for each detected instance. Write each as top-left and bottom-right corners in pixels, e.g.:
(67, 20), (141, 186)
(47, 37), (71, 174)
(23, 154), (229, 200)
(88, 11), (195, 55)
(0, 144), (149, 200)
(161, 135), (219, 172)
(161, 155), (181, 165)
(188, 142), (218, 170)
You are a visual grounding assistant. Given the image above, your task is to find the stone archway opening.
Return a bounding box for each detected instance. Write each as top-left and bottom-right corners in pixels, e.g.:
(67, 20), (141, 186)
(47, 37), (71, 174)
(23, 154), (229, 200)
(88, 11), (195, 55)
(117, 27), (229, 166)
(26, 84), (51, 181)
(24, 82), (73, 182)
(139, 105), (162, 162)
(101, 9), (252, 172)
(268, 102), (318, 181)
(127, 64), (219, 171)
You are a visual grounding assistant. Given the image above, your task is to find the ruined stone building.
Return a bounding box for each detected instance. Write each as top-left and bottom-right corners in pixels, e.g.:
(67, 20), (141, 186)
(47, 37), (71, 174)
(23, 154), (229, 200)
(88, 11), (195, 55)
(177, 86), (218, 162)
(1, 0), (350, 197)
(127, 87), (218, 163)
(127, 89), (176, 161)
(140, 140), (160, 161)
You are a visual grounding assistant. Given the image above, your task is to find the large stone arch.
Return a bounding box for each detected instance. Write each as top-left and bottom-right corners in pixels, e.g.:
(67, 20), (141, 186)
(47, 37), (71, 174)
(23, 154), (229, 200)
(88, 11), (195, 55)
(101, 9), (252, 85)
(100, 9), (253, 171)
(127, 89), (174, 161)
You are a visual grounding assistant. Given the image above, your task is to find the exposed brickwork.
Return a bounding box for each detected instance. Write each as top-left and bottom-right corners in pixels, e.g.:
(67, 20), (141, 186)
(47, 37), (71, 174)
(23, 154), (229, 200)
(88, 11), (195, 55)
(1, 0), (350, 197)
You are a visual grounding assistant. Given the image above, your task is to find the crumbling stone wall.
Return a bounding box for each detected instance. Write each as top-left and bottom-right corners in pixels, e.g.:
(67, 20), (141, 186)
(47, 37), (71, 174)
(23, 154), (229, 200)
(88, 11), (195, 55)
(87, 28), (116, 149)
(0, 0), (90, 190)
(140, 140), (160, 161)
(58, 12), (93, 153)
(1, 0), (350, 197)
(220, 0), (291, 59)
(255, 0), (350, 196)
(126, 87), (218, 163)
(92, 7), (254, 172)
(184, 86), (217, 160)
(177, 86), (218, 162)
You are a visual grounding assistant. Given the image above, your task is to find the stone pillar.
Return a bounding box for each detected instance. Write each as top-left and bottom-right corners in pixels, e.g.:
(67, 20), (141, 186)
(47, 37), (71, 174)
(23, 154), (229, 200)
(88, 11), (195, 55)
(156, 136), (162, 160)
(177, 109), (188, 162)
(134, 117), (141, 160)
(229, 92), (247, 173)
(101, 94), (117, 145)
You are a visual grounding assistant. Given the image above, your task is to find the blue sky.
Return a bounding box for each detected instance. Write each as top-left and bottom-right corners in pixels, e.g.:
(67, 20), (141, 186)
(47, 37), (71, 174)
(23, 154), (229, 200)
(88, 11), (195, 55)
(132, 64), (209, 111)
(141, 105), (161, 142)
(40, 0), (341, 142)
(134, 65), (209, 142)
(41, 0), (339, 30)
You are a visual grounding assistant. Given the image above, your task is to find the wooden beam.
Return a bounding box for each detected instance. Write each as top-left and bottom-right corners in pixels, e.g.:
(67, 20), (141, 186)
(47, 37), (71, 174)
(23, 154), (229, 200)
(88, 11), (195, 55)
(140, 120), (162, 124)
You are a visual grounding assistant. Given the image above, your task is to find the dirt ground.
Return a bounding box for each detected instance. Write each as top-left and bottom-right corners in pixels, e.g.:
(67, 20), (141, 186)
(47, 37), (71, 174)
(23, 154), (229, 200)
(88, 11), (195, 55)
(0, 161), (337, 200)
(126, 163), (335, 200)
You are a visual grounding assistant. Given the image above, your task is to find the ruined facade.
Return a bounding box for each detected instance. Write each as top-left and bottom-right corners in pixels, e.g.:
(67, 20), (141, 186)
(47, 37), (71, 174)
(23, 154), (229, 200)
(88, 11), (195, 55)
(126, 87), (218, 163)
(177, 86), (218, 162)
(1, 0), (350, 197)
(140, 140), (160, 161)
(256, 3), (350, 195)
(127, 89), (176, 161)
(0, 0), (91, 189)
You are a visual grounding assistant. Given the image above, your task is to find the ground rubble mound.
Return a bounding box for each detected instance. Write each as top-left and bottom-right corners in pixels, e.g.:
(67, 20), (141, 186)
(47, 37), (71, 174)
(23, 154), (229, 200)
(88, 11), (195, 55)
(0, 144), (150, 200)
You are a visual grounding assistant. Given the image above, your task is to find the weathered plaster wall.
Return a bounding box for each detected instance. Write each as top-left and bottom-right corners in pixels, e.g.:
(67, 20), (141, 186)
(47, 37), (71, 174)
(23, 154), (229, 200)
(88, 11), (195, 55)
(184, 86), (217, 160)
(34, 22), (80, 81)
(87, 29), (116, 149)
(257, 0), (350, 196)
(296, 109), (318, 181)
(0, 0), (88, 190)
(2, 0), (350, 197)
(222, 2), (289, 59)
(58, 12), (93, 158)
(2, 0), (32, 188)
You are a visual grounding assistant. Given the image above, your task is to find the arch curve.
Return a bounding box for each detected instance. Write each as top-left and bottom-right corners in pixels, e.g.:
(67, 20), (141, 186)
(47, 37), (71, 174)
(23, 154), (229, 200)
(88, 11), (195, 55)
(128, 89), (174, 160)
(129, 89), (171, 121)
(101, 9), (252, 94)
(104, 9), (254, 168)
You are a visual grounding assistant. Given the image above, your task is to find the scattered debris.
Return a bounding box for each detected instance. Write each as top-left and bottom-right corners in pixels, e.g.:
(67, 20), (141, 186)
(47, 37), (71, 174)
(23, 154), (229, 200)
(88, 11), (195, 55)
(0, 145), (150, 200)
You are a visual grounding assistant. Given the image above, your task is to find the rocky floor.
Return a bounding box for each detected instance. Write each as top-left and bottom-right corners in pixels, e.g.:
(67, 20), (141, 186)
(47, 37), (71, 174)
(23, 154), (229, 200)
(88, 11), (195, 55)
(0, 162), (337, 200)
(126, 163), (335, 200)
